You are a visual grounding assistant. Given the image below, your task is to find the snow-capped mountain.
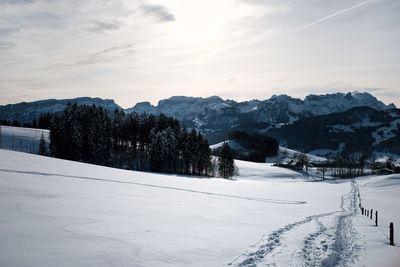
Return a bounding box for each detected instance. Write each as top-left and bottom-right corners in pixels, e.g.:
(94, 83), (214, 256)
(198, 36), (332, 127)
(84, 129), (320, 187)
(126, 92), (396, 141)
(267, 106), (400, 157)
(126, 96), (230, 121)
(1, 92), (398, 157)
(0, 97), (121, 123)
(128, 92), (394, 122)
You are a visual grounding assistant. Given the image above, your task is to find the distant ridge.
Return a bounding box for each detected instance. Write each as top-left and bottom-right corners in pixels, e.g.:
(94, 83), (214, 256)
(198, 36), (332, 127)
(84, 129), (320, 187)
(0, 97), (121, 123)
(1, 92), (399, 158)
(126, 92), (395, 121)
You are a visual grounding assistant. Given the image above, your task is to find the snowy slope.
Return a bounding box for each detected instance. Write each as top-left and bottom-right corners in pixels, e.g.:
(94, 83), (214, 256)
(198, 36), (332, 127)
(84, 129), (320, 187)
(211, 142), (326, 164)
(0, 125), (49, 154)
(354, 175), (400, 267)
(209, 140), (243, 150)
(270, 146), (327, 163)
(0, 150), (399, 266)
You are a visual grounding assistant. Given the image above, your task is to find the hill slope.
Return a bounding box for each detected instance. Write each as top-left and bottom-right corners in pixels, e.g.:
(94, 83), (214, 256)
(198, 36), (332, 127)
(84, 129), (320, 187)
(1, 149), (399, 266)
(267, 107), (400, 157)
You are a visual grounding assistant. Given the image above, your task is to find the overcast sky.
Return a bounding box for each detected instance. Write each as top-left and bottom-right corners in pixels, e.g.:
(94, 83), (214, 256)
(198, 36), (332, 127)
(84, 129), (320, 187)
(0, 0), (399, 108)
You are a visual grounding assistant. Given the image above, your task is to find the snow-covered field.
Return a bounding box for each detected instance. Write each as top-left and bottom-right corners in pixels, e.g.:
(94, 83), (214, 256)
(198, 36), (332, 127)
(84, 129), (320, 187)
(266, 146), (327, 164)
(211, 141), (327, 164)
(0, 149), (399, 266)
(354, 175), (400, 267)
(0, 125), (49, 154)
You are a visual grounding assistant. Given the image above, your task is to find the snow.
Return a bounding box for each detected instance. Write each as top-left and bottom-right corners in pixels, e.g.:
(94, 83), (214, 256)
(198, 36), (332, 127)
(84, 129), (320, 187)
(353, 175), (400, 267)
(328, 117), (384, 134)
(266, 146), (327, 164)
(0, 97), (120, 123)
(371, 118), (400, 145)
(192, 117), (206, 127)
(207, 102), (231, 111)
(209, 140), (243, 151)
(0, 125), (49, 154)
(125, 101), (156, 114)
(210, 141), (326, 164)
(121, 92), (396, 130)
(309, 142), (347, 158)
(303, 92), (394, 116)
(372, 152), (400, 166)
(237, 101), (260, 113)
(0, 149), (399, 266)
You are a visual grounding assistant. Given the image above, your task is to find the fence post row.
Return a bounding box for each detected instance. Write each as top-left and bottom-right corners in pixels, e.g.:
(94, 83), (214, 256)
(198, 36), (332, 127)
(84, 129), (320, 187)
(359, 193), (393, 246)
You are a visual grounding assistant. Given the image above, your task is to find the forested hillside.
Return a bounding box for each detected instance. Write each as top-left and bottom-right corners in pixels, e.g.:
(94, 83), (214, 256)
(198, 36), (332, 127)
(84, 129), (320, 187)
(49, 104), (212, 176)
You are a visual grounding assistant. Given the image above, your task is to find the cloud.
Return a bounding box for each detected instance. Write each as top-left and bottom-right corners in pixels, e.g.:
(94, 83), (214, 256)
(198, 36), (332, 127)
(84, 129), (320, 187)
(86, 20), (123, 33)
(75, 43), (135, 66)
(0, 0), (36, 5)
(140, 4), (175, 22)
(0, 41), (14, 49)
(0, 27), (18, 38)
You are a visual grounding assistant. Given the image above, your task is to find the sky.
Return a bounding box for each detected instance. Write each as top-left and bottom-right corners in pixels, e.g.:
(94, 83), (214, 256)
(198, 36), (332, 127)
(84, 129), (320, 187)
(0, 0), (399, 108)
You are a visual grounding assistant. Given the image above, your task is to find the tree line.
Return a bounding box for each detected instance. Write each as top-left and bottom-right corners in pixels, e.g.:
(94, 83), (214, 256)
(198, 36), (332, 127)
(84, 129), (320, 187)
(229, 131), (279, 162)
(48, 103), (236, 178)
(0, 113), (52, 129)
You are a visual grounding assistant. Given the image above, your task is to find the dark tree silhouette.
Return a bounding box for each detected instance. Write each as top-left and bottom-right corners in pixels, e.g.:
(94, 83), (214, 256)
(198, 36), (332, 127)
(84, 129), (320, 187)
(49, 104), (213, 176)
(218, 142), (235, 179)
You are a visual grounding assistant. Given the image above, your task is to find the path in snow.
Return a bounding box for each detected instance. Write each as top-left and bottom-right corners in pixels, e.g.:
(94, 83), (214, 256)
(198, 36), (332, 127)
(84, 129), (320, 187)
(229, 181), (362, 267)
(0, 168), (306, 205)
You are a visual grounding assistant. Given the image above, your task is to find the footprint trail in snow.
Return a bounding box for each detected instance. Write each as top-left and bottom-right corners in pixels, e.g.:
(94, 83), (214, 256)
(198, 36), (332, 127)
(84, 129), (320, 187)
(229, 181), (362, 267)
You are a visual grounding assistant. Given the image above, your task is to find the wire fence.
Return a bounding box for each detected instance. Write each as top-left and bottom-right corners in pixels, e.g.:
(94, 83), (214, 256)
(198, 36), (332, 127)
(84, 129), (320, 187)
(358, 190), (400, 247)
(0, 125), (49, 154)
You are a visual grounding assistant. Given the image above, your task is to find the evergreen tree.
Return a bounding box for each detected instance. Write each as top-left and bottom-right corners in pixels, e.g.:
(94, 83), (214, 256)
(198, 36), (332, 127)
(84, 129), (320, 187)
(188, 129), (199, 174)
(48, 104), (211, 176)
(197, 133), (211, 175)
(150, 132), (164, 172)
(38, 133), (48, 156)
(218, 142), (235, 179)
(180, 128), (191, 174)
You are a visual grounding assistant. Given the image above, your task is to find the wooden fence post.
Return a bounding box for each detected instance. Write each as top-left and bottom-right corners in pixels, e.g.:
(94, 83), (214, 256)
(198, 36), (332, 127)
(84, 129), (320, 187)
(375, 211), (378, 227)
(390, 223), (394, 246)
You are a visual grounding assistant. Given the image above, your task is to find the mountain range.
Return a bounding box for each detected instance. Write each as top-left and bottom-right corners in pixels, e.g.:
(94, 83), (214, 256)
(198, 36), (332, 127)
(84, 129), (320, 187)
(0, 92), (399, 158)
(0, 97), (121, 123)
(267, 106), (400, 158)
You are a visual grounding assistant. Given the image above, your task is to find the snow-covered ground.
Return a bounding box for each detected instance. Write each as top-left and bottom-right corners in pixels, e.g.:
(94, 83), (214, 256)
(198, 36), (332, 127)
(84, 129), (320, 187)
(0, 125), (49, 154)
(354, 174), (400, 267)
(0, 149), (399, 266)
(308, 142), (347, 158)
(209, 140), (243, 151)
(371, 118), (400, 145)
(211, 142), (327, 164)
(266, 146), (327, 164)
